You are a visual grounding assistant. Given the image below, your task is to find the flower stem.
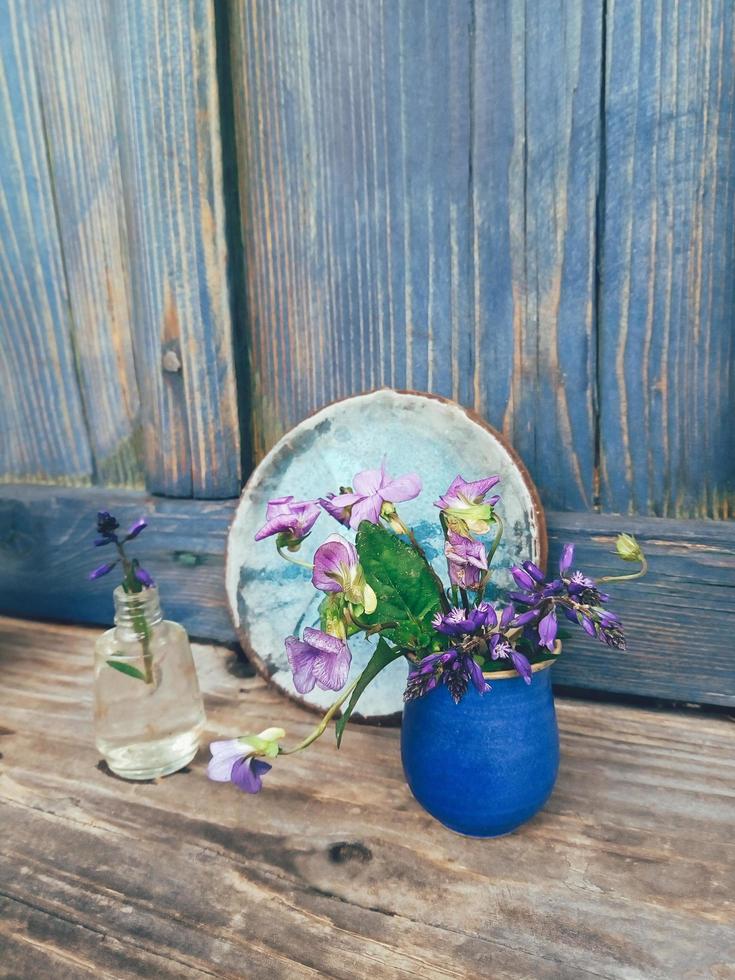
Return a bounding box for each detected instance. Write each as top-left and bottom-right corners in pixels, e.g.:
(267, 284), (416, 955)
(278, 678), (360, 756)
(116, 542), (154, 684)
(597, 556), (648, 584)
(345, 609), (399, 636)
(277, 544), (314, 570)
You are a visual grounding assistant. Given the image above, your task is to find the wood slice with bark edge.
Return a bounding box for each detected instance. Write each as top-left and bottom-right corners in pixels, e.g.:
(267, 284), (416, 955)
(226, 389), (546, 721)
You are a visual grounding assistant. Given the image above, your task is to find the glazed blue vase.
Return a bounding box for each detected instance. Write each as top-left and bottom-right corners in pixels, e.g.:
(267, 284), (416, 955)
(401, 662), (559, 837)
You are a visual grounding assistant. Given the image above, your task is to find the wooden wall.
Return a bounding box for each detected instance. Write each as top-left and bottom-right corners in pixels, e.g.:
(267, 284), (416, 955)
(231, 0), (734, 519)
(0, 1), (733, 705)
(0, 0), (242, 498)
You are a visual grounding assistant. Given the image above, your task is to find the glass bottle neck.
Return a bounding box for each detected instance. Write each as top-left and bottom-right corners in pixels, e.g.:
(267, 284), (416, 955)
(113, 585), (163, 638)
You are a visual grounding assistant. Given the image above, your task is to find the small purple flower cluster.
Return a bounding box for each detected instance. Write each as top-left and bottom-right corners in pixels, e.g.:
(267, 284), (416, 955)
(88, 511), (154, 592)
(509, 546), (626, 652)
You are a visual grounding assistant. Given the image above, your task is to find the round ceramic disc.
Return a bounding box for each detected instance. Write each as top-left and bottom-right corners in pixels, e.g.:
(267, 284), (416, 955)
(226, 390), (546, 721)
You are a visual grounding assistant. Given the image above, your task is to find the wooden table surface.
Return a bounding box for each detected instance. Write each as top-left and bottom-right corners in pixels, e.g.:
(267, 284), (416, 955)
(1, 617), (733, 980)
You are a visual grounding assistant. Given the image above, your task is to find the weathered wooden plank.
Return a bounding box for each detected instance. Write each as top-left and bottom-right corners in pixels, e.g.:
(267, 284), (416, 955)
(32, 0), (143, 489)
(230, 0), (475, 460)
(1, 618), (733, 979)
(472, 0), (602, 511)
(109, 0), (241, 497)
(230, 1), (601, 513)
(0, 485), (236, 644)
(0, 485), (733, 706)
(0, 0), (93, 484)
(599, 0), (735, 518)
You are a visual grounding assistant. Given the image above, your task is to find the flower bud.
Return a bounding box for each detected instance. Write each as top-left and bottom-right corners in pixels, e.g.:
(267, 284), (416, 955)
(615, 533), (644, 563)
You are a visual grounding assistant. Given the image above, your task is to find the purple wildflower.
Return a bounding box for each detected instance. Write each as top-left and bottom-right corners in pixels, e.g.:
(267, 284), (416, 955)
(538, 609), (558, 650)
(125, 518), (147, 541)
(94, 511), (120, 546)
(324, 460), (421, 530)
(254, 496), (321, 546)
(88, 561), (118, 580)
(311, 534), (376, 612)
(318, 492), (352, 528)
(207, 727), (285, 794)
(404, 649), (490, 704)
(134, 565), (155, 588)
(490, 638), (533, 684)
(444, 531), (488, 591)
(434, 475), (501, 533)
(431, 603), (495, 636)
(285, 628), (351, 695)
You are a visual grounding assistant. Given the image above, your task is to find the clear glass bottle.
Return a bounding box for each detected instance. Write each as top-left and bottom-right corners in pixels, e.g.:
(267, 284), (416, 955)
(94, 586), (206, 780)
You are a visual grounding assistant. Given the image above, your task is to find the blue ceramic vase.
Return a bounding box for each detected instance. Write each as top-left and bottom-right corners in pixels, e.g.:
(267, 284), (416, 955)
(401, 661), (559, 837)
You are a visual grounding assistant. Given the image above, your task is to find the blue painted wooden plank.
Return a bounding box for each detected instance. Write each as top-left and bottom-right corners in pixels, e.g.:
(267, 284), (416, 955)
(32, 0), (143, 488)
(599, 0), (735, 518)
(109, 0), (241, 498)
(230, 0), (475, 459)
(0, 485), (732, 706)
(230, 1), (601, 515)
(0, 0), (93, 483)
(473, 0), (603, 511)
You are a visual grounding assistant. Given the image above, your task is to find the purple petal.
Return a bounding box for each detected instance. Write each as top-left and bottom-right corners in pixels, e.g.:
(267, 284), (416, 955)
(231, 757), (271, 793)
(510, 651), (533, 684)
(522, 560), (545, 584)
(379, 472), (422, 503)
(349, 494), (383, 529)
(538, 609), (558, 650)
(285, 636), (318, 694)
(467, 657), (489, 695)
(319, 494), (352, 527)
(311, 648), (351, 692)
(459, 475), (500, 501)
(479, 603), (497, 627)
(94, 536), (115, 547)
(134, 566), (154, 587)
(126, 518), (147, 540)
(511, 566), (535, 590)
(88, 561), (117, 580)
(312, 535), (357, 593)
(559, 543), (575, 574)
(500, 604), (515, 629)
(254, 515), (293, 541)
(512, 608), (541, 626)
(580, 614), (597, 636)
(207, 744), (247, 781)
(352, 463), (387, 496)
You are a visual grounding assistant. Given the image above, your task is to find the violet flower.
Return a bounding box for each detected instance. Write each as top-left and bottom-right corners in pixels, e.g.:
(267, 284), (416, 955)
(254, 496), (321, 548)
(538, 609), (558, 650)
(89, 560), (117, 580)
(207, 727), (285, 793)
(125, 518), (147, 541)
(95, 511), (120, 546)
(311, 534), (377, 613)
(489, 637), (532, 684)
(431, 603), (496, 636)
(324, 460), (421, 530)
(404, 649), (490, 704)
(285, 627), (352, 695)
(444, 531), (488, 591)
(434, 475), (501, 534)
(318, 492), (352, 528)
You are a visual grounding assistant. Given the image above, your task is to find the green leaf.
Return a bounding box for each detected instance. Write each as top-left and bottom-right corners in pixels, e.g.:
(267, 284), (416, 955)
(106, 659), (147, 682)
(355, 521), (442, 647)
(335, 636), (403, 747)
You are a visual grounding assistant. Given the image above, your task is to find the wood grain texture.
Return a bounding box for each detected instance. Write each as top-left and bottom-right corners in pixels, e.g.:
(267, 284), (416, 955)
(1, 617), (734, 979)
(473, 0), (602, 511)
(0, 485), (733, 707)
(0, 0), (93, 485)
(109, 0), (241, 498)
(599, 0), (735, 518)
(230, 1), (602, 509)
(32, 0), (143, 489)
